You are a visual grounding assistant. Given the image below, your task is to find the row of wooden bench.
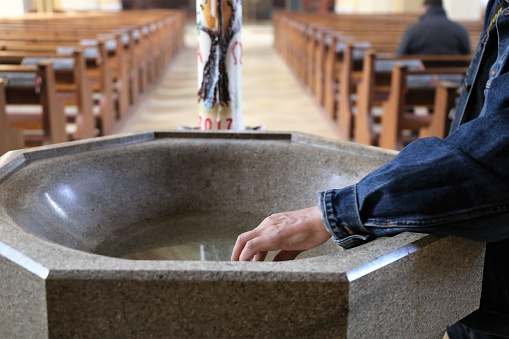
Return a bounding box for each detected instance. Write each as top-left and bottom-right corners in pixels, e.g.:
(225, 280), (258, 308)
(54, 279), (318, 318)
(273, 11), (482, 150)
(0, 9), (186, 156)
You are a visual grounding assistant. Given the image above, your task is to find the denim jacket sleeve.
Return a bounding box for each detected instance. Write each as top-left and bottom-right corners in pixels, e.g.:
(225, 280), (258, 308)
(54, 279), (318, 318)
(319, 106), (509, 249)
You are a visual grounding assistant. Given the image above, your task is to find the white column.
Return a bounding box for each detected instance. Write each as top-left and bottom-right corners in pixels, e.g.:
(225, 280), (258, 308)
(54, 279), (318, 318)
(334, 0), (358, 13)
(57, 0), (121, 11)
(444, 0), (485, 21)
(2, 0), (25, 17)
(335, 0), (393, 14)
(59, 0), (99, 10)
(357, 0), (392, 13)
(336, 0), (485, 19)
(99, 0), (122, 11)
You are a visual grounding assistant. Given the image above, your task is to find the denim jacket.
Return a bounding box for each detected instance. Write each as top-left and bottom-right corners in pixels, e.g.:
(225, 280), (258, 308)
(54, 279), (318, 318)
(319, 0), (509, 333)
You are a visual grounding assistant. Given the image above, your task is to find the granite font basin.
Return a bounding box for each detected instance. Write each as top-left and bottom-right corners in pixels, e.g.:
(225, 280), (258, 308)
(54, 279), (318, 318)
(0, 132), (484, 338)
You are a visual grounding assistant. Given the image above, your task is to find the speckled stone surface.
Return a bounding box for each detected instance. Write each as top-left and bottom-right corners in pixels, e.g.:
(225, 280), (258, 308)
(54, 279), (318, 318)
(0, 131), (485, 338)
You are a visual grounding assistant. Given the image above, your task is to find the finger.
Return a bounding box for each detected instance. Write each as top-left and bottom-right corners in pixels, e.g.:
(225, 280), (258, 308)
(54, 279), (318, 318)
(253, 251), (268, 262)
(231, 230), (258, 261)
(238, 234), (277, 261)
(273, 250), (304, 262)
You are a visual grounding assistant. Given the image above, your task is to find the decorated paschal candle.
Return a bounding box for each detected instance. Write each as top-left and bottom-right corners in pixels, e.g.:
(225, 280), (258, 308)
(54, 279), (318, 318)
(197, 0), (242, 130)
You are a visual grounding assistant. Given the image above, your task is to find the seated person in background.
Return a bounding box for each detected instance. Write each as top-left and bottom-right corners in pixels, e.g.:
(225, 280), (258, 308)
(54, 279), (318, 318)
(397, 0), (471, 55)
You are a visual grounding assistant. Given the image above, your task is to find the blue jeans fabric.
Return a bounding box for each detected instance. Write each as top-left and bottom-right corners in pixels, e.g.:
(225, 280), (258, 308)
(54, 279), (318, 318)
(318, 0), (509, 335)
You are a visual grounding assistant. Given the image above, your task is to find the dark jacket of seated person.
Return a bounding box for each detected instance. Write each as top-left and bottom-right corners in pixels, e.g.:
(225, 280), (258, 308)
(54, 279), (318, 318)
(397, 0), (471, 55)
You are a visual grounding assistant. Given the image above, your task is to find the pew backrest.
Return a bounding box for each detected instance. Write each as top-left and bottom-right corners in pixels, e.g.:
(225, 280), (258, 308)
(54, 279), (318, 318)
(0, 61), (67, 146)
(355, 50), (470, 147)
(0, 78), (24, 155)
(379, 63), (467, 150)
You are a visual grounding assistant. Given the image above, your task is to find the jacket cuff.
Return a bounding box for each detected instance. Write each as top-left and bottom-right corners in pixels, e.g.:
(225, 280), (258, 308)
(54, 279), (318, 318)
(318, 185), (375, 249)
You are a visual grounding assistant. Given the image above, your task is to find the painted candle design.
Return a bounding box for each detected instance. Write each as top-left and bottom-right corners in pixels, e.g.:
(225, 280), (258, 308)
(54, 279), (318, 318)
(197, 0), (242, 130)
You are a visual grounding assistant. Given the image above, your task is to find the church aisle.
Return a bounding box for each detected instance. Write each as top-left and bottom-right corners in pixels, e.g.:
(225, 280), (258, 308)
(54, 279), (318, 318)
(114, 23), (341, 141)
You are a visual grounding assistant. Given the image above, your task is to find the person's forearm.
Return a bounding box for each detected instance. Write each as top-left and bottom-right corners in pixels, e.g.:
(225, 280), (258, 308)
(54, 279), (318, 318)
(320, 107), (509, 248)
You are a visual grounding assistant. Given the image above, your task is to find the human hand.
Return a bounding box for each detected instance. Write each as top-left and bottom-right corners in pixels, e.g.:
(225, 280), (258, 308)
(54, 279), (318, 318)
(230, 206), (331, 262)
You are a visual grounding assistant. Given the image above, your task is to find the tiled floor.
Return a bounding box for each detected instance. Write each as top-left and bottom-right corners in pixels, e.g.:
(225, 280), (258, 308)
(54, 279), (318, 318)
(114, 23), (341, 141)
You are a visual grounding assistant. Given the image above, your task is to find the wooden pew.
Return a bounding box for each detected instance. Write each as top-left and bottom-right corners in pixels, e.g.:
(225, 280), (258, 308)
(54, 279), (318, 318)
(0, 9), (186, 104)
(354, 51), (470, 147)
(1, 42), (116, 135)
(272, 11), (482, 140)
(0, 9), (186, 149)
(313, 29), (328, 103)
(275, 13), (409, 111)
(419, 81), (459, 139)
(275, 11), (421, 90)
(322, 33), (340, 117)
(378, 63), (466, 150)
(0, 78), (24, 155)
(274, 11), (481, 56)
(330, 40), (367, 139)
(0, 32), (128, 120)
(0, 61), (67, 147)
(82, 33), (130, 118)
(354, 49), (386, 146)
(0, 24), (150, 103)
(0, 49), (96, 140)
